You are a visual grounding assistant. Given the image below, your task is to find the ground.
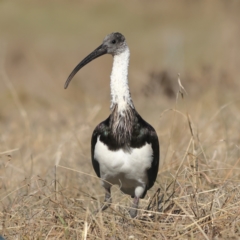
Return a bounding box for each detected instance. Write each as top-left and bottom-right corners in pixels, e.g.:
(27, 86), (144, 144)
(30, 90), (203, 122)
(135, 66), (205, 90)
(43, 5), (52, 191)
(0, 1), (240, 239)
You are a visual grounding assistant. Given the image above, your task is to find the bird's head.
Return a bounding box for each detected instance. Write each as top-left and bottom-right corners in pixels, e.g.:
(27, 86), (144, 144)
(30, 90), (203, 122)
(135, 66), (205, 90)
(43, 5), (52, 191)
(64, 32), (127, 89)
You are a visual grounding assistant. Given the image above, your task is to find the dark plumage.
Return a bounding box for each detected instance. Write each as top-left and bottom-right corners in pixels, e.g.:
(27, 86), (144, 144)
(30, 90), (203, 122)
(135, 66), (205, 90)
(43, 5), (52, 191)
(91, 108), (159, 193)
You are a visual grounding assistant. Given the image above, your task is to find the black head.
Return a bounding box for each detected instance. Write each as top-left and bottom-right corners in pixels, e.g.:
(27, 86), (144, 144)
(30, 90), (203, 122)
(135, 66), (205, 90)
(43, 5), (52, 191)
(102, 32), (126, 55)
(64, 32), (126, 89)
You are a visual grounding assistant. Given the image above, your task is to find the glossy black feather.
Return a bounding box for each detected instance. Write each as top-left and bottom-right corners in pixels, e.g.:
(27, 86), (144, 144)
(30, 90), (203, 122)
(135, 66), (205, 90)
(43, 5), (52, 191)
(91, 109), (159, 195)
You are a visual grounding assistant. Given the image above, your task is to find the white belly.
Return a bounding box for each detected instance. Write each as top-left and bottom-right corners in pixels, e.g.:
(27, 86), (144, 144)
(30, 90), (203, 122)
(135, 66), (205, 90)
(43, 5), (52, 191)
(94, 136), (153, 197)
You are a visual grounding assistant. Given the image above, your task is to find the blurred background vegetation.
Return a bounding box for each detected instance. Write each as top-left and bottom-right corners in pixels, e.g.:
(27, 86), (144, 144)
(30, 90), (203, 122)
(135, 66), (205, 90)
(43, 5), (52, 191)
(1, 1), (240, 238)
(1, 0), (240, 197)
(1, 0), (240, 196)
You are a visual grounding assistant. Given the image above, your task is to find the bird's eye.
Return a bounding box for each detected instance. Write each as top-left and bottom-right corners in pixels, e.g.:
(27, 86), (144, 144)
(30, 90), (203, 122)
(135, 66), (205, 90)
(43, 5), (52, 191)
(111, 40), (116, 44)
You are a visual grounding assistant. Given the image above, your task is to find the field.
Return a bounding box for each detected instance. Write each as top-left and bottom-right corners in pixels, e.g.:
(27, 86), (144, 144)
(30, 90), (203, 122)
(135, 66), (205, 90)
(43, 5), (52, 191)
(1, 1), (240, 239)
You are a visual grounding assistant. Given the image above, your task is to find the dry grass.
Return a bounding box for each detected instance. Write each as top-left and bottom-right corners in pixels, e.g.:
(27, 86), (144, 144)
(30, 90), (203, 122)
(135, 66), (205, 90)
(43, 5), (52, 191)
(1, 0), (240, 239)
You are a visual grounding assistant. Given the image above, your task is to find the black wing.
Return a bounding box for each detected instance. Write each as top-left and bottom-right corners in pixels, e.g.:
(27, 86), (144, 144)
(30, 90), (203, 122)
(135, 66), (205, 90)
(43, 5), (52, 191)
(146, 125), (159, 190)
(130, 112), (160, 192)
(91, 112), (160, 192)
(91, 117), (111, 178)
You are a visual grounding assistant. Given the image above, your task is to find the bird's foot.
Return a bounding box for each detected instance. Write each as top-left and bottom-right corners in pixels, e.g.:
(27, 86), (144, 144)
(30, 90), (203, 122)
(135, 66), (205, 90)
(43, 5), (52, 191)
(94, 201), (112, 215)
(129, 208), (138, 218)
(128, 196), (139, 218)
(100, 197), (112, 211)
(94, 187), (112, 215)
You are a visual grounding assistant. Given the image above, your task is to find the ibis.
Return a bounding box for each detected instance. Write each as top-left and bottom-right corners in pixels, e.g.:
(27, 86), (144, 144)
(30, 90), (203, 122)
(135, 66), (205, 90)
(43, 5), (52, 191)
(64, 32), (160, 218)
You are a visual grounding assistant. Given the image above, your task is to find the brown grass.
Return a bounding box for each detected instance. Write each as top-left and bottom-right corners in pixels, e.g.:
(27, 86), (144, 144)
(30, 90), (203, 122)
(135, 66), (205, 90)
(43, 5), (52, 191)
(1, 0), (240, 239)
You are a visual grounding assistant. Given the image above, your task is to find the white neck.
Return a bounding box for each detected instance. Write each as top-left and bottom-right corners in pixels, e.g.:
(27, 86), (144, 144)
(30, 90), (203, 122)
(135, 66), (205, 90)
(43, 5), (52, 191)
(110, 47), (134, 112)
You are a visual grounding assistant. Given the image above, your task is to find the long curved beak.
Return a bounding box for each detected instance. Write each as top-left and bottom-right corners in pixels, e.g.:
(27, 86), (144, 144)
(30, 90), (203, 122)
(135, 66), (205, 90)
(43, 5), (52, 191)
(64, 44), (107, 89)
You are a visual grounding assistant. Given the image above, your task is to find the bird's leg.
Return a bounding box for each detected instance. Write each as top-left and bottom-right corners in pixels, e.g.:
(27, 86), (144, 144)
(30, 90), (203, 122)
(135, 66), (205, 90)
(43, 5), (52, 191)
(94, 186), (112, 215)
(129, 196), (139, 218)
(101, 186), (112, 211)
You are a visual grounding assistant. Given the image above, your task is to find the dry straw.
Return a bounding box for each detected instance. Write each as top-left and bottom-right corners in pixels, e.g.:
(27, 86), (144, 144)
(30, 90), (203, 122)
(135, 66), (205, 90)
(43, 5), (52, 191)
(1, 71), (240, 239)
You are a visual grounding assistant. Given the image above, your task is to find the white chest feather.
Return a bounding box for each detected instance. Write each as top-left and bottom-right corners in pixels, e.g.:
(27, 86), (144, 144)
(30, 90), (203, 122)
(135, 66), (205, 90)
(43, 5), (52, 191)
(94, 136), (153, 197)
